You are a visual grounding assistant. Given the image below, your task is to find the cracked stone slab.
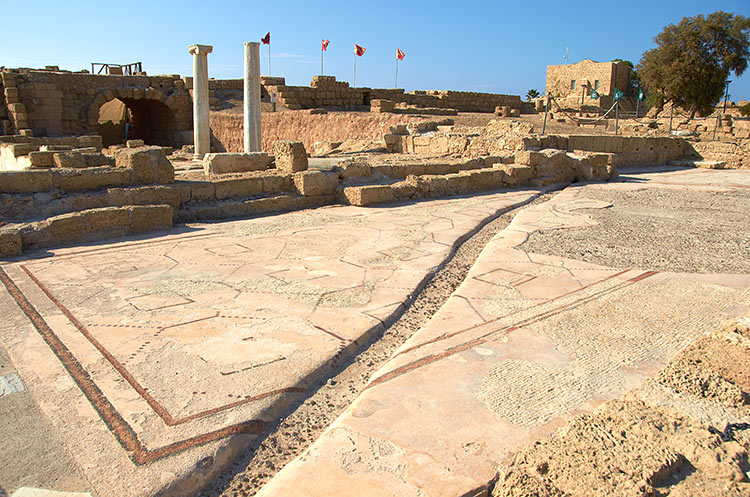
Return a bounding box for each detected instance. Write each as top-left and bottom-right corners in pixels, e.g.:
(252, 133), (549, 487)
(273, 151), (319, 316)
(255, 169), (750, 497)
(0, 188), (541, 497)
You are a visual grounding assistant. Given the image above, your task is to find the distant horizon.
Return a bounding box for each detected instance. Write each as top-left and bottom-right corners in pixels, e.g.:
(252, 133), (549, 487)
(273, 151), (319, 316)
(1, 0), (749, 100)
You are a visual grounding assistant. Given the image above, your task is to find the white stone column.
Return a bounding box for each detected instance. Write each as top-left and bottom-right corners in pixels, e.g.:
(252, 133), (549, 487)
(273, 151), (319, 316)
(188, 44), (213, 158)
(244, 42), (262, 153)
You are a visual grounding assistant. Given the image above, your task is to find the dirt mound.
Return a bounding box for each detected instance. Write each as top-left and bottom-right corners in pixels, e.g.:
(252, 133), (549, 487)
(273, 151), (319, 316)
(492, 322), (750, 497)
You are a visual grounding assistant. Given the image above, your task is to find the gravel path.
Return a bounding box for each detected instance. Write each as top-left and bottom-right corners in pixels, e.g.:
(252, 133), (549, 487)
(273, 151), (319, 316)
(197, 192), (554, 497)
(522, 186), (750, 274)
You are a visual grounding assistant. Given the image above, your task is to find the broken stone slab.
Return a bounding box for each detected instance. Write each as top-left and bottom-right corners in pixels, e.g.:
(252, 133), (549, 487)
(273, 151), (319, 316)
(114, 146), (174, 184)
(203, 152), (273, 176)
(273, 140), (308, 173)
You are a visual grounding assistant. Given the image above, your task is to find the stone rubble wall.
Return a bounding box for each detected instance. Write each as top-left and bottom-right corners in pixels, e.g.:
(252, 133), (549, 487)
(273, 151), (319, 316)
(0, 68), (193, 146)
(262, 76), (522, 112)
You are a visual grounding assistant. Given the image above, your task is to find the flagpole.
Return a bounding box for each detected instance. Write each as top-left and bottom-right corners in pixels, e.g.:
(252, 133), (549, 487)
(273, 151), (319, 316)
(353, 53), (356, 88)
(268, 43), (271, 75)
(321, 49), (324, 75)
(395, 58), (398, 89)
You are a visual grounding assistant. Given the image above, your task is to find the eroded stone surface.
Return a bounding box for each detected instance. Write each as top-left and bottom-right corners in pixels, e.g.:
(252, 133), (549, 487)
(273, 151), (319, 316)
(0, 189), (539, 497)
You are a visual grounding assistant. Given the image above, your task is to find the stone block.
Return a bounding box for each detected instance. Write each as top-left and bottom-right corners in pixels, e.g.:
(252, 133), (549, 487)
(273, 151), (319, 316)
(390, 124), (408, 135)
(497, 164), (532, 185)
(126, 139), (146, 148)
(215, 177), (263, 199)
(7, 143), (37, 157)
(203, 152), (273, 176)
(343, 185), (394, 206)
(129, 205), (173, 233)
(81, 152), (114, 167)
(115, 146), (174, 184)
(0, 170), (54, 193)
(272, 140), (308, 173)
(53, 168), (132, 192)
(0, 228), (22, 257)
(28, 151), (54, 168)
(383, 134), (402, 153)
(189, 182), (217, 201)
(262, 174), (292, 194)
(77, 135), (103, 150)
(53, 151), (88, 169)
(293, 170), (339, 196)
(295, 194), (337, 210)
(130, 186), (181, 209)
(391, 180), (417, 199)
(338, 162), (371, 180)
(245, 194), (296, 214)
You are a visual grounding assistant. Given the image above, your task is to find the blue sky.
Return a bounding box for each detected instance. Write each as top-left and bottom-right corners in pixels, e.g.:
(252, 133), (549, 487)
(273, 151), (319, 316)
(2, 0), (750, 99)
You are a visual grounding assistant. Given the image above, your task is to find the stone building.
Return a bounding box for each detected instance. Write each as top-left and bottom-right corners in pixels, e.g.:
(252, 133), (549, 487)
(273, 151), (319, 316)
(545, 59), (631, 111)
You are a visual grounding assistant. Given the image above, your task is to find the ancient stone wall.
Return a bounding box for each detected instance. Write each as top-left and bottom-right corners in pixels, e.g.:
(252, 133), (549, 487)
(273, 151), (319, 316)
(0, 68), (193, 147)
(546, 59), (630, 110)
(263, 76), (522, 112)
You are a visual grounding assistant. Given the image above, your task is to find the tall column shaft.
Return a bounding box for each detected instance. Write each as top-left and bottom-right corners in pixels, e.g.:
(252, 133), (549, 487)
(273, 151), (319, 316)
(244, 42), (261, 153)
(188, 44), (213, 158)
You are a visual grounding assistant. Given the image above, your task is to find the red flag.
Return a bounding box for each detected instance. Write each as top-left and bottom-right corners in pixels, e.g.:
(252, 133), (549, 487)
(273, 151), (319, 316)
(397, 48), (405, 61)
(322, 39), (330, 51)
(354, 44), (366, 56)
(261, 32), (270, 44)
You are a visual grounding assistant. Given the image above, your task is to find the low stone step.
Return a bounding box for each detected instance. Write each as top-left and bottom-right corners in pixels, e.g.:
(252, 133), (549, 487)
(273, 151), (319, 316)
(177, 193), (336, 222)
(668, 159), (727, 169)
(0, 204), (173, 258)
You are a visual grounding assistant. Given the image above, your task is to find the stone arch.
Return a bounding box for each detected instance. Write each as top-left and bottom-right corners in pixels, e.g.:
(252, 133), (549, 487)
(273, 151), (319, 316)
(88, 87), (181, 147)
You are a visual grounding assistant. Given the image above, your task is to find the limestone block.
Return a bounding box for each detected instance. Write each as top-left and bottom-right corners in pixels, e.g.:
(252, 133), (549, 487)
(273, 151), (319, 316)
(214, 177), (264, 199)
(272, 140), (308, 173)
(425, 176), (449, 197)
(293, 170), (339, 196)
(497, 164), (532, 185)
(245, 194), (296, 214)
(130, 186), (181, 209)
(53, 168), (132, 192)
(203, 152), (273, 176)
(53, 151), (88, 168)
(81, 152), (114, 167)
(129, 205), (173, 233)
(343, 185), (394, 206)
(383, 134), (402, 153)
(28, 151), (54, 168)
(262, 173), (293, 194)
(391, 180), (417, 199)
(0, 170), (53, 193)
(126, 139), (146, 148)
(189, 182), (217, 201)
(0, 228), (22, 257)
(295, 194), (337, 210)
(337, 162), (371, 180)
(115, 147), (174, 184)
(78, 135), (103, 150)
(510, 108), (521, 117)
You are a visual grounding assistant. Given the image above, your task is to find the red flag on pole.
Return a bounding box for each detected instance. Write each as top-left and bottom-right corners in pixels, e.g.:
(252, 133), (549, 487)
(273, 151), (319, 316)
(322, 39), (330, 51)
(261, 32), (270, 44)
(397, 48), (405, 61)
(354, 44), (366, 56)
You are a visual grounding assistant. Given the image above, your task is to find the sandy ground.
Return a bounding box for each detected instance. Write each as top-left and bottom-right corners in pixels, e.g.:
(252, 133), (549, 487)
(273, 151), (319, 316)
(197, 193), (554, 497)
(492, 319), (750, 497)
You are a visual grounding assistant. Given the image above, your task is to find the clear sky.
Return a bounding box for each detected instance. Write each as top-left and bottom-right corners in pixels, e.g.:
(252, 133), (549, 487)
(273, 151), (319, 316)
(2, 0), (749, 99)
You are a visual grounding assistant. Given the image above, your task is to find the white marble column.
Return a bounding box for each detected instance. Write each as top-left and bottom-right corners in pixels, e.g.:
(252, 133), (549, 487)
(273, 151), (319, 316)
(188, 44), (213, 158)
(244, 42), (262, 153)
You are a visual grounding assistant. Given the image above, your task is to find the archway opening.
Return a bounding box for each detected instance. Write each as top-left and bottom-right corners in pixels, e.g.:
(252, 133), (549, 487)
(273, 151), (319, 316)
(97, 96), (178, 148)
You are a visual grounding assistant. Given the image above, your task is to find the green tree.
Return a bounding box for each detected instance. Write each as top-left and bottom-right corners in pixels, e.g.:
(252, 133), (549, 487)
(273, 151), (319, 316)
(637, 11), (750, 118)
(526, 88), (540, 100)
